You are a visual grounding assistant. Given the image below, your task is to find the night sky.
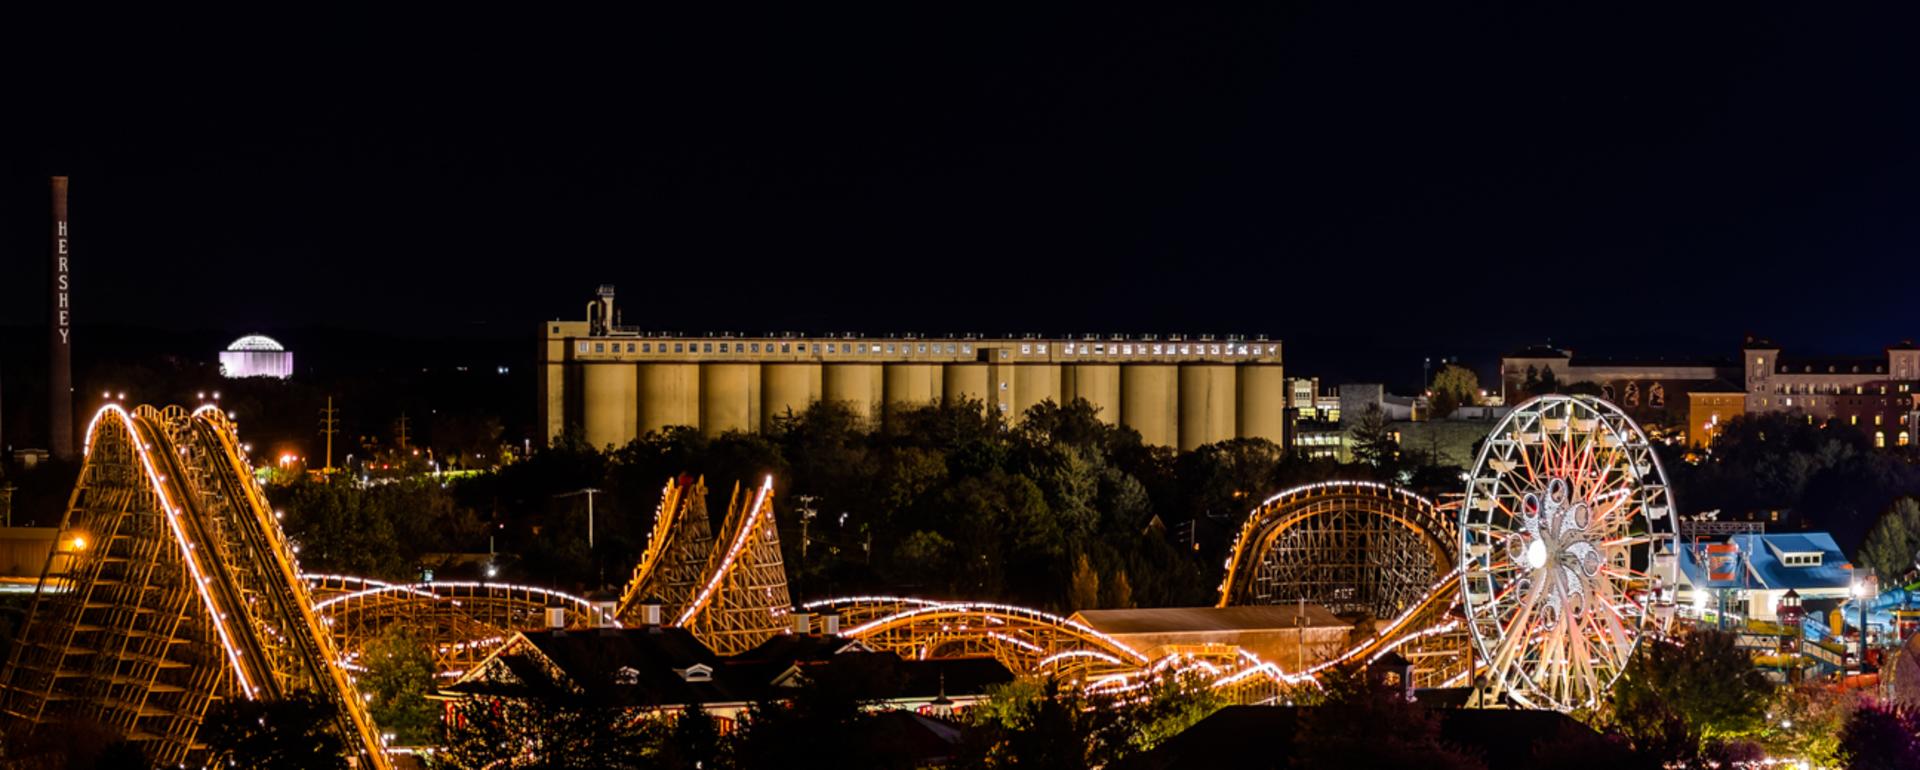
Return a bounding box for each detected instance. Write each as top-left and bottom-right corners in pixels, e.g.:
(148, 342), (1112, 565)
(4, 6), (1918, 388)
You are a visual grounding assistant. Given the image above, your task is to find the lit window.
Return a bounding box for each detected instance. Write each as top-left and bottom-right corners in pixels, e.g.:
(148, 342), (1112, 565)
(1021, 344), (1032, 354)
(1038, 344), (1048, 354)
(1876, 431), (1887, 448)
(962, 344), (972, 354)
(1877, 415), (1885, 426)
(1852, 415), (1859, 425)
(1902, 432), (1911, 447)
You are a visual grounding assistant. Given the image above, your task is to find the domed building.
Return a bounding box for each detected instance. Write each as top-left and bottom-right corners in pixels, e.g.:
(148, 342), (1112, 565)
(219, 334), (293, 379)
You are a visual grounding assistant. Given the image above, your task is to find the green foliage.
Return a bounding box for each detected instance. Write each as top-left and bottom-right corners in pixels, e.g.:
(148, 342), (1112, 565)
(1860, 498), (1920, 583)
(1351, 403), (1399, 467)
(728, 654), (921, 770)
(199, 691), (350, 770)
(1121, 672), (1225, 752)
(1758, 683), (1860, 767)
(1610, 629), (1775, 749)
(1837, 701), (1920, 770)
(1289, 667), (1485, 770)
(361, 625), (440, 746)
(442, 690), (667, 770)
(1069, 552), (1101, 611)
(1666, 410), (1920, 551)
(273, 475), (485, 581)
(1427, 364), (1479, 419)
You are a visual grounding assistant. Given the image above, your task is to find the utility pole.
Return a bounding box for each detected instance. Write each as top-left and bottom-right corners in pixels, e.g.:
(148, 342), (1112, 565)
(796, 495), (819, 562)
(395, 414), (411, 452)
(557, 488), (603, 550)
(319, 397), (340, 473)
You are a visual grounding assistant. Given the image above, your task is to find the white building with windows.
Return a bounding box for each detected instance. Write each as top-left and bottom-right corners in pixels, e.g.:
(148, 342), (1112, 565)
(219, 334), (293, 379)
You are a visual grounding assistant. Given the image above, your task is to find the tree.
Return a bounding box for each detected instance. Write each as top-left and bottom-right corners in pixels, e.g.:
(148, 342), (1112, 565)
(1838, 701), (1920, 770)
(1069, 552), (1101, 611)
(1759, 683), (1861, 767)
(360, 625), (439, 746)
(1103, 569), (1135, 609)
(1350, 403), (1399, 467)
(199, 691), (350, 770)
(442, 691), (663, 770)
(1289, 667), (1485, 770)
(1860, 498), (1920, 583)
(1610, 629), (1774, 750)
(1536, 366), (1561, 395)
(1428, 364), (1479, 420)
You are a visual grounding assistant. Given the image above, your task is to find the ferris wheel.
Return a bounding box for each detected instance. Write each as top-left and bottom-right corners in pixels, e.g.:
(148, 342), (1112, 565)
(1460, 394), (1678, 711)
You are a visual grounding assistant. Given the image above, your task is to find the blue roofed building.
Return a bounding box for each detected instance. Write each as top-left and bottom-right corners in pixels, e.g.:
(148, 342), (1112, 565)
(1675, 532), (1854, 622)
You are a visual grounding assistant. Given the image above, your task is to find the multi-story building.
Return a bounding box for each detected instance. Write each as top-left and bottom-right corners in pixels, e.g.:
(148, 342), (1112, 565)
(540, 287), (1286, 451)
(1499, 345), (1733, 428)
(1740, 336), (1919, 448)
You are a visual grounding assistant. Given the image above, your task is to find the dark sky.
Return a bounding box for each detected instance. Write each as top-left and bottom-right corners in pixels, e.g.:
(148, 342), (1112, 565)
(4, 6), (1918, 386)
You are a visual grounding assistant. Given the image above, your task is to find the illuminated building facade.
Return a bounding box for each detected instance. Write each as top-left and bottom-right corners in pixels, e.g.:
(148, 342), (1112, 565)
(540, 287), (1285, 450)
(1741, 337), (1918, 448)
(219, 334), (293, 379)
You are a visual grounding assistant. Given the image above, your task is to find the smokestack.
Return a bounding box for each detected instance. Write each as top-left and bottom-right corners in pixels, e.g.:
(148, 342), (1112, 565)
(50, 177), (73, 461)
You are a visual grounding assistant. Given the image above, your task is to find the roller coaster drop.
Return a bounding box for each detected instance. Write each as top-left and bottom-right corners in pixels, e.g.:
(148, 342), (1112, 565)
(0, 395), (1678, 763)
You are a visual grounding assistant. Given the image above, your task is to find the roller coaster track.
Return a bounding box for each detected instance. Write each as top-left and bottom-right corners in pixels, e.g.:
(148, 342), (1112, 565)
(1209, 481), (1471, 688)
(0, 405), (390, 769)
(303, 575), (618, 676)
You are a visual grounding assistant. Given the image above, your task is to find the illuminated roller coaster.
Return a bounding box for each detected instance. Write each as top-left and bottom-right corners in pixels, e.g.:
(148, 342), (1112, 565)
(0, 405), (390, 769)
(302, 575), (619, 675)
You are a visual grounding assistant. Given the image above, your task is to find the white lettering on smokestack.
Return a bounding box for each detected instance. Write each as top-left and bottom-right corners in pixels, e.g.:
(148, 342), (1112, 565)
(56, 220), (69, 345)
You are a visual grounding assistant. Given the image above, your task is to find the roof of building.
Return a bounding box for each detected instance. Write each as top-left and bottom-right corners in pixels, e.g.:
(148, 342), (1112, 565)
(444, 627), (1013, 709)
(1505, 345), (1571, 359)
(1071, 605), (1349, 636)
(1685, 378), (1748, 395)
(1116, 705), (1596, 770)
(1676, 532), (1854, 591)
(226, 334), (286, 352)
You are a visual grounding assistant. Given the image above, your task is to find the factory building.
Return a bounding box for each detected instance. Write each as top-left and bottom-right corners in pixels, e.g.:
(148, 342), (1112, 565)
(539, 287), (1285, 451)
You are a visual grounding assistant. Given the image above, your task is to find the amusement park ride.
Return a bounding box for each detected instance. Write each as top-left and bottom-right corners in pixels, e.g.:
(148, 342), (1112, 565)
(0, 394), (1683, 764)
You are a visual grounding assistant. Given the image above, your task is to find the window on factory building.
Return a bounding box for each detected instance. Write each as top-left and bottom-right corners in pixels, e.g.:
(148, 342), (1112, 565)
(1022, 344), (1032, 355)
(595, 343), (604, 353)
(961, 344), (972, 354)
(674, 343), (684, 353)
(828, 344), (837, 353)
(887, 344), (896, 354)
(719, 343), (729, 353)
(781, 343), (790, 353)
(918, 344), (928, 353)
(626, 343), (635, 352)
(554, 325), (562, 334)
(703, 343), (713, 352)
(577, 342), (587, 353)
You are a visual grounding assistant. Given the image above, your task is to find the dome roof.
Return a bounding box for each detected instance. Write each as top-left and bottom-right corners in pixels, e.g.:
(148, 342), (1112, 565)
(227, 334), (286, 352)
